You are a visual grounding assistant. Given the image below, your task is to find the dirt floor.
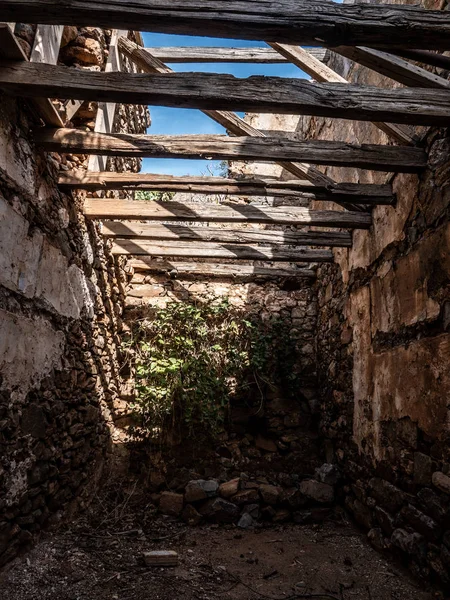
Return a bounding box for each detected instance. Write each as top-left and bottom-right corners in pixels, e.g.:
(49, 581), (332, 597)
(0, 487), (437, 600)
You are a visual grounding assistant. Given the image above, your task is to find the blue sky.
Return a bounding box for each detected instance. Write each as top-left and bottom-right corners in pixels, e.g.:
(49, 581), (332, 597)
(140, 34), (309, 177)
(140, 0), (343, 177)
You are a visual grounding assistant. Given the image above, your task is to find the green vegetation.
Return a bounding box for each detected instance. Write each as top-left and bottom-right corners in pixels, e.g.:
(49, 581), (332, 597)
(126, 300), (301, 443)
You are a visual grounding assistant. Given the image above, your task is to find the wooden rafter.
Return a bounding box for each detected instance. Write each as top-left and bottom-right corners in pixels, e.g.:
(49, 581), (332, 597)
(84, 199), (372, 229)
(1, 62), (448, 126)
(110, 239), (334, 261)
(143, 46), (327, 64)
(58, 172), (395, 205)
(1, 1), (449, 49)
(129, 260), (316, 280)
(117, 37), (335, 190)
(37, 130), (427, 172)
(101, 223), (353, 248)
(0, 23), (63, 126)
(267, 43), (415, 146)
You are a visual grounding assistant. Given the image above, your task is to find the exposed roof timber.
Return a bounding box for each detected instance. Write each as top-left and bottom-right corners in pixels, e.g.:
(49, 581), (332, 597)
(142, 46), (328, 63)
(1, 1), (449, 49)
(110, 239), (334, 261)
(128, 260), (317, 280)
(38, 130), (427, 172)
(59, 172), (395, 206)
(1, 62), (448, 126)
(84, 199), (372, 229)
(101, 222), (353, 248)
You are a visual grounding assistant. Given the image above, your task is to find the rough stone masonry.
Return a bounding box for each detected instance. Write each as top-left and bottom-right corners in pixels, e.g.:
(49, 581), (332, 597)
(0, 25), (150, 567)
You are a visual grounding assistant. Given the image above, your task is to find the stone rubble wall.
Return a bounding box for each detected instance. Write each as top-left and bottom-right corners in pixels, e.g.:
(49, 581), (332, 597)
(303, 0), (450, 587)
(0, 26), (150, 567)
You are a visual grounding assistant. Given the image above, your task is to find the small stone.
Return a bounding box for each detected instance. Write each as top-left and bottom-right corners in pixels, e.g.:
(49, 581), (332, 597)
(314, 464), (341, 486)
(369, 478), (405, 512)
(238, 513), (255, 529)
(199, 498), (240, 523)
(273, 509), (291, 523)
(218, 479), (240, 499)
(367, 528), (385, 552)
(414, 453), (434, 486)
(299, 479), (334, 504)
(282, 488), (308, 510)
(255, 435), (277, 453)
(159, 492), (184, 517)
(185, 480), (218, 503)
(391, 529), (423, 555)
(242, 504), (260, 519)
(432, 472), (450, 494)
(259, 484), (281, 506)
(293, 508), (331, 524)
(399, 504), (440, 542)
(232, 489), (259, 505)
(182, 504), (202, 526)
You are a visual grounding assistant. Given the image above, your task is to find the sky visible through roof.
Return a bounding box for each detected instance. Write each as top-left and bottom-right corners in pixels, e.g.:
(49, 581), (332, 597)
(141, 0), (343, 177)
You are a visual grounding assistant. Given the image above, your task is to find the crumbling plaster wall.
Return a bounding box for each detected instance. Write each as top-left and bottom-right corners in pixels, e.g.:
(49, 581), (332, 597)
(0, 26), (150, 567)
(301, 0), (450, 585)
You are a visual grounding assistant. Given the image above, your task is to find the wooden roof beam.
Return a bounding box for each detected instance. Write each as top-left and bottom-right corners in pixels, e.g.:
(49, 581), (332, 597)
(142, 46), (327, 64)
(1, 1), (449, 50)
(38, 130), (427, 172)
(58, 172), (396, 206)
(1, 62), (448, 126)
(110, 239), (334, 261)
(84, 199), (372, 229)
(101, 222), (353, 248)
(128, 260), (317, 280)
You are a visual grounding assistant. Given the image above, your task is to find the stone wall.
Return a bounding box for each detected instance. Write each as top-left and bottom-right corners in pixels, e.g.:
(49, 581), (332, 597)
(0, 26), (150, 566)
(302, 0), (450, 586)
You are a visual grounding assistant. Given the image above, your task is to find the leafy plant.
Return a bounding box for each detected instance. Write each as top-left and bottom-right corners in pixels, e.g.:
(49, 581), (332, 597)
(126, 299), (301, 443)
(135, 190), (175, 202)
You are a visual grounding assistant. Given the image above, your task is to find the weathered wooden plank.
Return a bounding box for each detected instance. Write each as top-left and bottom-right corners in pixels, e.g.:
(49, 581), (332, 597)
(118, 37), (334, 191)
(144, 46), (327, 63)
(38, 130), (426, 172)
(2, 62), (448, 126)
(30, 24), (63, 64)
(1, 1), (450, 50)
(129, 260), (316, 280)
(0, 23), (63, 127)
(101, 222), (352, 247)
(268, 42), (415, 146)
(390, 49), (450, 72)
(58, 171), (395, 205)
(84, 199), (372, 229)
(89, 29), (128, 172)
(333, 46), (450, 89)
(111, 239), (334, 262)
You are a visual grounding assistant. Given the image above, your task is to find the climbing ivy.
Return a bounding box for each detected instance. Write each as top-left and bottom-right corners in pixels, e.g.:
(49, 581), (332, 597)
(127, 299), (301, 442)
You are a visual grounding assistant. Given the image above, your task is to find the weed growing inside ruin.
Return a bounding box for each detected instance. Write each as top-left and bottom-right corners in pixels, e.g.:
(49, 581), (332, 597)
(126, 300), (301, 443)
(135, 190), (175, 202)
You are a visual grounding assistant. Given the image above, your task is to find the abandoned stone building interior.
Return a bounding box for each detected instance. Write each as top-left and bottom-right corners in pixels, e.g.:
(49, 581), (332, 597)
(0, 1), (449, 599)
